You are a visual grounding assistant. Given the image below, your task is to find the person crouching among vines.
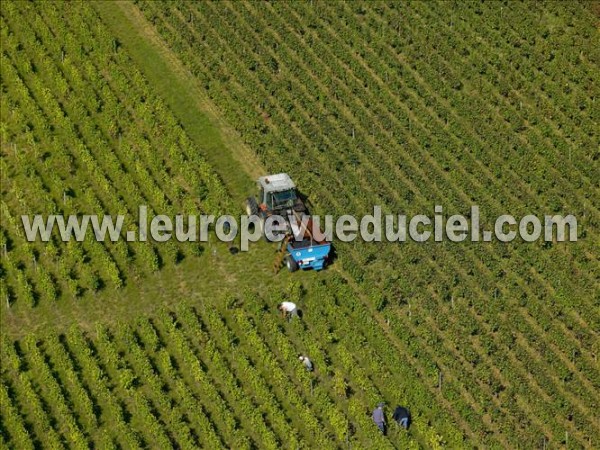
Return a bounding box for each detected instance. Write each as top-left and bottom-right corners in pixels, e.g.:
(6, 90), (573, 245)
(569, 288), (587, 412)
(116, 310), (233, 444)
(278, 301), (299, 322)
(298, 355), (313, 372)
(392, 405), (410, 429)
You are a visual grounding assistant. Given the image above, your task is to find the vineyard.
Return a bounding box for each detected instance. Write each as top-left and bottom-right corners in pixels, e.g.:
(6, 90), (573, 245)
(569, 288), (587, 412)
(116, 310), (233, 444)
(1, 1), (599, 449)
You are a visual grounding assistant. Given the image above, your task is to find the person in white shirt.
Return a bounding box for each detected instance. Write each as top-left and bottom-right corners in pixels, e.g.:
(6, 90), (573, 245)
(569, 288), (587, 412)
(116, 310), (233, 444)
(298, 355), (313, 372)
(278, 301), (298, 321)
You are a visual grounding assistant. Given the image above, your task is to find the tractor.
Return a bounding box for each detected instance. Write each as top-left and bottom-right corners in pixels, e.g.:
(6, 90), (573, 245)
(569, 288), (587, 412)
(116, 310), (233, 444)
(245, 173), (331, 273)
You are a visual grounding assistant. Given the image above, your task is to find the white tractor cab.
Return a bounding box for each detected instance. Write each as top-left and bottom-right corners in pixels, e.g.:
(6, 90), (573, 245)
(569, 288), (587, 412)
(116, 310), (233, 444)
(245, 173), (308, 217)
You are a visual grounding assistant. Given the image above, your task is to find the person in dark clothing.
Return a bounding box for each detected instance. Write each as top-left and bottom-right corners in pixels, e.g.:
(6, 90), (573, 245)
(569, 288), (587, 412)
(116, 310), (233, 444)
(392, 406), (410, 429)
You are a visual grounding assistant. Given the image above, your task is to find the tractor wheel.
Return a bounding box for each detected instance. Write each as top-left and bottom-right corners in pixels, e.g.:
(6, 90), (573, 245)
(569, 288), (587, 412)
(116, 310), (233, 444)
(245, 197), (259, 216)
(285, 256), (299, 272)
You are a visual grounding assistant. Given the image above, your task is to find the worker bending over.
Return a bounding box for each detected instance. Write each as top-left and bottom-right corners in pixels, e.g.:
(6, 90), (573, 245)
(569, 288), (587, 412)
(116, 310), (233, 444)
(298, 355), (313, 371)
(392, 405), (410, 429)
(278, 301), (298, 322)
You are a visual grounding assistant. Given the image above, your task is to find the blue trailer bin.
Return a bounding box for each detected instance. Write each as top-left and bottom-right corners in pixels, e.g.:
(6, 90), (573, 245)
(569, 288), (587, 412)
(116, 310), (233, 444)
(285, 239), (331, 271)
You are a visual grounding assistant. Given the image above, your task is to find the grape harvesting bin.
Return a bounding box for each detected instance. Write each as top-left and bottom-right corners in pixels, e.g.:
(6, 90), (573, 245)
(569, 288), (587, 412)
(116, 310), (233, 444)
(283, 236), (331, 272)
